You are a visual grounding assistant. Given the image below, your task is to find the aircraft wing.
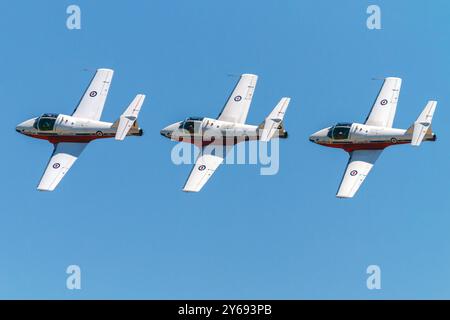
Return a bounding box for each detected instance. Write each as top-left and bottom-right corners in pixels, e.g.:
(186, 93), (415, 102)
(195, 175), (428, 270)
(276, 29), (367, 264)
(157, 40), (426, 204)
(336, 150), (383, 198)
(183, 147), (229, 192)
(365, 77), (402, 128)
(37, 142), (88, 191)
(72, 68), (114, 121)
(217, 74), (258, 124)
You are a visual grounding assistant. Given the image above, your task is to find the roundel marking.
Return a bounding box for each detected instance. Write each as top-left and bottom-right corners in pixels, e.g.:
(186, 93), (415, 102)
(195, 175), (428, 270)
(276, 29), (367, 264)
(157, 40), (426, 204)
(234, 95), (242, 102)
(350, 170), (358, 176)
(53, 163), (61, 169)
(380, 99), (388, 106)
(391, 137), (398, 144)
(198, 165), (206, 171)
(89, 91), (98, 97)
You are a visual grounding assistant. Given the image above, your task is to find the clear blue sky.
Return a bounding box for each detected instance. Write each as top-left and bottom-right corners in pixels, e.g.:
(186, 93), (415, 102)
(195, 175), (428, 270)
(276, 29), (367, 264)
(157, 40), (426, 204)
(1, 0), (449, 299)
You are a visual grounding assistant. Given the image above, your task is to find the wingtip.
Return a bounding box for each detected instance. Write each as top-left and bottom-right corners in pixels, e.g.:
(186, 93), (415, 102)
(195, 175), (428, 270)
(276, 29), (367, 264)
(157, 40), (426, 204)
(241, 73), (258, 79)
(96, 68), (114, 75)
(384, 76), (402, 82)
(136, 94), (146, 102)
(336, 194), (352, 199)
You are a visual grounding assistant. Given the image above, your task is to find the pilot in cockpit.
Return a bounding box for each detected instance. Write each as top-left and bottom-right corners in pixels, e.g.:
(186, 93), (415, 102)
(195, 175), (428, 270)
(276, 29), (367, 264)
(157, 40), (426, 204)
(178, 117), (204, 135)
(35, 114), (59, 132)
(328, 123), (352, 140)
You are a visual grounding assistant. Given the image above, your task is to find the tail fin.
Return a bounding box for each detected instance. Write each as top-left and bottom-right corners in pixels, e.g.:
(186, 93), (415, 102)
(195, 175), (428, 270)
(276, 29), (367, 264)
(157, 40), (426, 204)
(259, 97), (290, 142)
(114, 94), (145, 141)
(407, 100), (436, 146)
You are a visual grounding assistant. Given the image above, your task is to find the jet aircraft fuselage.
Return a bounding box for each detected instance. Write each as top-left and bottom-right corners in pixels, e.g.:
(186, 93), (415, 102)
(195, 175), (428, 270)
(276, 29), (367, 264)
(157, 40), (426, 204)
(161, 116), (287, 147)
(16, 113), (143, 144)
(310, 122), (436, 152)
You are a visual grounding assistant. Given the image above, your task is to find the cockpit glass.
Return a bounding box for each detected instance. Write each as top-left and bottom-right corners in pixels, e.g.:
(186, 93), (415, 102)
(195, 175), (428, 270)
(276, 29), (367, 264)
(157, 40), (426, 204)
(41, 113), (59, 118)
(178, 117), (203, 134)
(331, 123), (352, 140)
(181, 121), (195, 133)
(37, 114), (58, 131)
(327, 128), (332, 138)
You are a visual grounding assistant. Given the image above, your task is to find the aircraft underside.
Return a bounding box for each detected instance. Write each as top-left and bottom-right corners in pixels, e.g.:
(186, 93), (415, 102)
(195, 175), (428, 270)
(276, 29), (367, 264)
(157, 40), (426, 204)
(25, 132), (115, 144)
(319, 139), (411, 152)
(318, 133), (436, 152)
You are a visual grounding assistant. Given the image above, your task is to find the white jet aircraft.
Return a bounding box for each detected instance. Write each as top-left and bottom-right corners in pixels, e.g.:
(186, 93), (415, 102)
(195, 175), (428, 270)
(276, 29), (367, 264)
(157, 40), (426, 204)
(160, 74), (290, 192)
(16, 68), (145, 191)
(309, 77), (437, 198)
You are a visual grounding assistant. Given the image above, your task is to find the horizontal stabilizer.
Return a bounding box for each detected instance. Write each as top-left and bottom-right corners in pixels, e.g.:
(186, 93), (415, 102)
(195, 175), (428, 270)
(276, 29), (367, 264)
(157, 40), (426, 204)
(411, 100), (436, 146)
(115, 94), (145, 141)
(260, 97), (290, 142)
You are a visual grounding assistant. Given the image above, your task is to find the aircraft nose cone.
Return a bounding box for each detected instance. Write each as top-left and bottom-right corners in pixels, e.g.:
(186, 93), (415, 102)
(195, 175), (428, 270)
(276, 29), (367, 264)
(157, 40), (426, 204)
(309, 131), (321, 143)
(16, 121), (28, 133)
(161, 122), (182, 138)
(160, 130), (168, 137)
(16, 119), (36, 134)
(309, 128), (329, 143)
(160, 128), (172, 138)
(309, 133), (321, 143)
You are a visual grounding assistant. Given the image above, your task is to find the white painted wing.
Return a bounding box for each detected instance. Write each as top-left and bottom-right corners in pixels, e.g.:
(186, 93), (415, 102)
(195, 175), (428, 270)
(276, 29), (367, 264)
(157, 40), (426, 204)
(115, 94), (145, 141)
(365, 77), (402, 128)
(217, 74), (258, 124)
(183, 149), (226, 192)
(72, 68), (114, 121)
(336, 150), (383, 198)
(37, 143), (88, 191)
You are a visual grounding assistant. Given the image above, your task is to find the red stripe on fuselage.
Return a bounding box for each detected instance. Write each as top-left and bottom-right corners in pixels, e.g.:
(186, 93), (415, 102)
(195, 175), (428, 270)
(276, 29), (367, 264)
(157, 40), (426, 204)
(318, 141), (410, 152)
(25, 134), (113, 144)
